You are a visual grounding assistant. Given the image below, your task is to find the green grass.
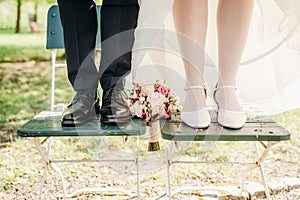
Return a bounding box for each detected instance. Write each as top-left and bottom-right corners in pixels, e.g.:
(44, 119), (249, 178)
(274, 109), (300, 132)
(0, 32), (65, 62)
(0, 32), (67, 142)
(0, 61), (73, 141)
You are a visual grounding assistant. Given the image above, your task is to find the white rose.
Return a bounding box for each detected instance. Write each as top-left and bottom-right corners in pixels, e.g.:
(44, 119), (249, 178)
(130, 102), (144, 117)
(148, 92), (165, 106)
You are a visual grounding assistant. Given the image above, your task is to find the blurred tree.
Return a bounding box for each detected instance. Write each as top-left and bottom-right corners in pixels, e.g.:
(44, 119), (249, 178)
(32, 0), (51, 22)
(32, 0), (57, 23)
(33, 0), (38, 22)
(15, 0), (21, 33)
(15, 0), (52, 33)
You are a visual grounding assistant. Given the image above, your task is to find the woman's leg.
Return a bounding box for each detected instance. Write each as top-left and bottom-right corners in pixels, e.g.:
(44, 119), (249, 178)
(173, 0), (211, 128)
(214, 0), (253, 129)
(173, 0), (208, 111)
(216, 0), (254, 111)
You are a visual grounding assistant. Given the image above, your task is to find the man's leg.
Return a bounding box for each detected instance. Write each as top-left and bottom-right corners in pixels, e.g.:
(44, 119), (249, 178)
(99, 0), (139, 124)
(58, 0), (99, 126)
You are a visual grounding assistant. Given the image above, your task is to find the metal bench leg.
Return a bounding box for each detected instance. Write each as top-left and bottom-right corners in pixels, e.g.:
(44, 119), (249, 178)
(50, 162), (68, 197)
(33, 136), (141, 198)
(136, 135), (140, 199)
(240, 141), (277, 199)
(50, 49), (57, 111)
(166, 142), (172, 200)
(53, 163), (137, 198)
(32, 137), (53, 200)
(33, 136), (91, 198)
(255, 141), (277, 200)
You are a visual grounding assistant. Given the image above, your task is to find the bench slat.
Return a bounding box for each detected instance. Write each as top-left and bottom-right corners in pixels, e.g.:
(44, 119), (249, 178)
(161, 113), (290, 141)
(17, 111), (145, 137)
(18, 111), (290, 142)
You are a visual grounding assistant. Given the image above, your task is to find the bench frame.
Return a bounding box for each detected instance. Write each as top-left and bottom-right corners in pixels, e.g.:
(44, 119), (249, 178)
(33, 136), (141, 199)
(165, 141), (277, 199)
(18, 111), (145, 199)
(161, 111), (290, 200)
(19, 112), (290, 200)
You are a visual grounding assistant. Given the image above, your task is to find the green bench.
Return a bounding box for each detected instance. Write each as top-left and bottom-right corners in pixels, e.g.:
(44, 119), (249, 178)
(161, 111), (290, 199)
(18, 111), (290, 199)
(18, 111), (146, 199)
(17, 4), (291, 200)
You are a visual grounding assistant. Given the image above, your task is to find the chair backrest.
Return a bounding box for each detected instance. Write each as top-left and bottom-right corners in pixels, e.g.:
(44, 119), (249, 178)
(46, 5), (101, 49)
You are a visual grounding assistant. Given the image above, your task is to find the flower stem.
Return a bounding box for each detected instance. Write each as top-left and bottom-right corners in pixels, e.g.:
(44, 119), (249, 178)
(148, 141), (160, 151)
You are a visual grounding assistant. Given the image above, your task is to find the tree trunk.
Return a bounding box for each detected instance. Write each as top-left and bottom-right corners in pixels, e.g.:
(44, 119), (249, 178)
(33, 0), (38, 22)
(15, 0), (22, 33)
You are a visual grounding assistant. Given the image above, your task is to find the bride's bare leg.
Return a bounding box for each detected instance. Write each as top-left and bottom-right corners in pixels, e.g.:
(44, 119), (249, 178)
(173, 0), (208, 111)
(216, 0), (254, 111)
(173, 0), (211, 128)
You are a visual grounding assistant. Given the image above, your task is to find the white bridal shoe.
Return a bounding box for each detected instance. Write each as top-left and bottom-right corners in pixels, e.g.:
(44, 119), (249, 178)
(213, 85), (246, 129)
(181, 86), (211, 129)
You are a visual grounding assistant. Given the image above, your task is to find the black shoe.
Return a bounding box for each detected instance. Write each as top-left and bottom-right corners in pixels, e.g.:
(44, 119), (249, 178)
(95, 92), (101, 115)
(61, 90), (96, 127)
(100, 87), (131, 124)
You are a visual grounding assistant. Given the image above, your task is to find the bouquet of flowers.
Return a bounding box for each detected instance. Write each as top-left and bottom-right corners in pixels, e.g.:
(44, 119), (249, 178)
(128, 81), (181, 151)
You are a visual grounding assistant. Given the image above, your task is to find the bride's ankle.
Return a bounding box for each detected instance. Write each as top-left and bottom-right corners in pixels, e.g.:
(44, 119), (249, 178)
(213, 85), (242, 112)
(183, 86), (207, 112)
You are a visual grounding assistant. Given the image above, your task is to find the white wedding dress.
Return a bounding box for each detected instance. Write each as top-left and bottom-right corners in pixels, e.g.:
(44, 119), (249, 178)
(128, 0), (300, 115)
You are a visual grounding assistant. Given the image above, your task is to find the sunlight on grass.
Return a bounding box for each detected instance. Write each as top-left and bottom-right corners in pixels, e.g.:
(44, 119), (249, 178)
(0, 61), (73, 141)
(0, 33), (65, 62)
(0, 33), (45, 46)
(274, 109), (300, 133)
(0, 139), (39, 191)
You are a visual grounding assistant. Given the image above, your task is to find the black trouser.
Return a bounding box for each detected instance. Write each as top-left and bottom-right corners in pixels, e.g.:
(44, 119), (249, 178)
(58, 0), (139, 91)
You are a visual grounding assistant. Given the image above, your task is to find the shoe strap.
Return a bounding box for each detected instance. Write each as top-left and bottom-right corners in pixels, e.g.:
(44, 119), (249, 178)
(184, 85), (206, 91)
(213, 85), (238, 103)
(215, 85), (237, 91)
(185, 85), (207, 98)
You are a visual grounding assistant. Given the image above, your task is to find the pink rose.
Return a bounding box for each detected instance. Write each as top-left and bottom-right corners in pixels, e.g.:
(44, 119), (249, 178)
(157, 113), (169, 120)
(158, 86), (169, 96)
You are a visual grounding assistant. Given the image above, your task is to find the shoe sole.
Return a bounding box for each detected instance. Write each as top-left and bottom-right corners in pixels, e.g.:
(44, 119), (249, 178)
(100, 116), (132, 124)
(61, 120), (92, 127)
(219, 123), (245, 130)
(61, 116), (94, 127)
